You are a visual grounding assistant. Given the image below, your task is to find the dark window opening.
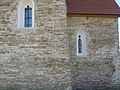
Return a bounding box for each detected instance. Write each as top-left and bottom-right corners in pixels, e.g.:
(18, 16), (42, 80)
(78, 35), (82, 53)
(25, 5), (32, 27)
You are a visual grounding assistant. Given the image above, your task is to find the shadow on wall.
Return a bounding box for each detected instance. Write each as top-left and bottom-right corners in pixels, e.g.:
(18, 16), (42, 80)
(0, 85), (120, 90)
(119, 23), (120, 52)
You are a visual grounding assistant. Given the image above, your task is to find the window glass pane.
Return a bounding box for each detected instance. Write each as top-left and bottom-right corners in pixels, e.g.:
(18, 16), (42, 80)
(25, 24), (28, 27)
(26, 19), (29, 24)
(29, 24), (32, 27)
(25, 9), (28, 18)
(29, 19), (32, 24)
(29, 8), (32, 18)
(25, 19), (28, 27)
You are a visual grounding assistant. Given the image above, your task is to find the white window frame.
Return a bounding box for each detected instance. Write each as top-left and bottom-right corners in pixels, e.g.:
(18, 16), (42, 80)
(77, 32), (87, 57)
(18, 0), (34, 29)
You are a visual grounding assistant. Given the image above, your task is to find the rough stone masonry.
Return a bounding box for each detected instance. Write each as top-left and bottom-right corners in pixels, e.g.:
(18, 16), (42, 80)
(0, 0), (120, 90)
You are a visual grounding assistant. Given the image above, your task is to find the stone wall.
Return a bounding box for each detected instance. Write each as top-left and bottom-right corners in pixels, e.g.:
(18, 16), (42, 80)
(0, 0), (120, 90)
(0, 0), (71, 90)
(67, 16), (119, 90)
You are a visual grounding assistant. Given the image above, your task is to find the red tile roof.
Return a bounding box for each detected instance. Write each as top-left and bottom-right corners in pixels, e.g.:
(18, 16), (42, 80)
(67, 0), (120, 16)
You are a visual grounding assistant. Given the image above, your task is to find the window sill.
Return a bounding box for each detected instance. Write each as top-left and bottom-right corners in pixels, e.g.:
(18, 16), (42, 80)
(18, 27), (34, 30)
(77, 53), (87, 58)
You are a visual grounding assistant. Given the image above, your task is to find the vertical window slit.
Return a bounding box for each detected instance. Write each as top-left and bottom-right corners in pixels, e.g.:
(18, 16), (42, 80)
(78, 35), (82, 53)
(25, 5), (32, 27)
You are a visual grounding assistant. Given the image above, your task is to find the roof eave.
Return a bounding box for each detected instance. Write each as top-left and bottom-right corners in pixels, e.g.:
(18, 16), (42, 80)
(67, 13), (120, 17)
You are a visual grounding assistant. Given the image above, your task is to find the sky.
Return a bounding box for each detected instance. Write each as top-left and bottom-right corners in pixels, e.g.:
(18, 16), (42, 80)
(115, 0), (120, 23)
(115, 0), (120, 41)
(115, 0), (120, 6)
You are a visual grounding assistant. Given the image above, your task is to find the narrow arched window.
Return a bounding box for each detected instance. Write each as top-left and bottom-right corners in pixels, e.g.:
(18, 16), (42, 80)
(77, 32), (87, 56)
(18, 0), (34, 29)
(25, 6), (32, 27)
(78, 35), (82, 53)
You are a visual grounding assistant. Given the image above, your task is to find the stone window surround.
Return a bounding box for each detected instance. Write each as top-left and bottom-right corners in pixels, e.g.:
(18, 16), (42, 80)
(18, 0), (34, 29)
(76, 31), (87, 57)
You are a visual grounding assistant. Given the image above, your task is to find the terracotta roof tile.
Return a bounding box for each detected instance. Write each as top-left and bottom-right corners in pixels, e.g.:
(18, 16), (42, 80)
(67, 0), (120, 16)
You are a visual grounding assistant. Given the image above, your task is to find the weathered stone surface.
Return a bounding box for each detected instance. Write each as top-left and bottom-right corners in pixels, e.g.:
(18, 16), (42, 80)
(0, 0), (71, 90)
(67, 17), (119, 90)
(0, 0), (119, 90)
